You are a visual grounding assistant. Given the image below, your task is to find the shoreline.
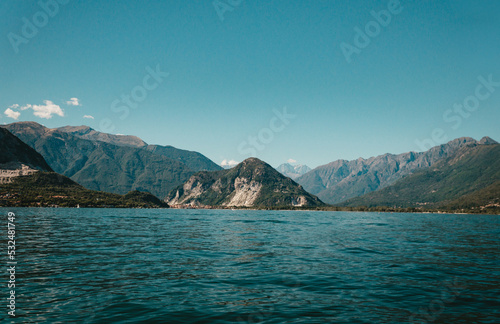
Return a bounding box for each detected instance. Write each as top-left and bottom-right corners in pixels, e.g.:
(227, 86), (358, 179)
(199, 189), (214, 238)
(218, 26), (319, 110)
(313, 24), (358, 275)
(1, 205), (498, 215)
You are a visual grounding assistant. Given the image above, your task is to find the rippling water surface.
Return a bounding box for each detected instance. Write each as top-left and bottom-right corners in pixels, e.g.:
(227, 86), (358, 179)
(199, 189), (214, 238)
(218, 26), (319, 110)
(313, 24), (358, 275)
(2, 208), (499, 323)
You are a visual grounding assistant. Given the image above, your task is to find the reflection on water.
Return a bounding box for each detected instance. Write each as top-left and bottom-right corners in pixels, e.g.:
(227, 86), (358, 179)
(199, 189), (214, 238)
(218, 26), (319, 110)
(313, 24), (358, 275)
(1, 208), (499, 323)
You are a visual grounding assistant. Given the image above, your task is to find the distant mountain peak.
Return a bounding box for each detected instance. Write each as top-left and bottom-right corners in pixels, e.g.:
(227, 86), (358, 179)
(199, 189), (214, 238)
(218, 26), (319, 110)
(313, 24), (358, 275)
(220, 159), (239, 169)
(6, 121), (148, 148)
(58, 125), (93, 134)
(479, 136), (498, 145)
(57, 125), (147, 148)
(5, 121), (49, 135)
(234, 158), (277, 175)
(276, 162), (311, 180)
(241, 157), (262, 165)
(10, 121), (44, 127)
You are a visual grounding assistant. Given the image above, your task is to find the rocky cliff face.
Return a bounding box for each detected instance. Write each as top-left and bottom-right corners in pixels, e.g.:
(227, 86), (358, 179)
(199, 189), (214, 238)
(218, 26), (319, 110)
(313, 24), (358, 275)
(0, 166), (39, 184)
(167, 158), (324, 208)
(296, 137), (497, 204)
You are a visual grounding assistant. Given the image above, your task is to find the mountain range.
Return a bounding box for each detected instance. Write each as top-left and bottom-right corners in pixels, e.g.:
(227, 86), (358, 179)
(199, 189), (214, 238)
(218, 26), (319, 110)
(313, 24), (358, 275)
(166, 158), (324, 208)
(341, 142), (500, 211)
(3, 122), (221, 198)
(296, 137), (498, 205)
(1, 121), (498, 212)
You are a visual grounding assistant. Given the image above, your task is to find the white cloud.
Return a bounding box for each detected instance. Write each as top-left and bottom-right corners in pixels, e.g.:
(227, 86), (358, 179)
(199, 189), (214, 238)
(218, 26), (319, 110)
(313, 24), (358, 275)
(6, 100), (65, 119)
(221, 159), (239, 167)
(83, 115), (94, 119)
(4, 108), (20, 120)
(66, 97), (81, 106)
(287, 158), (297, 164)
(31, 100), (64, 119)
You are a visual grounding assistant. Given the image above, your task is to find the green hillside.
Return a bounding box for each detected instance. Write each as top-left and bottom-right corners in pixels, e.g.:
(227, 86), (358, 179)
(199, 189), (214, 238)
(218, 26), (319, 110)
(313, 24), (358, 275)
(0, 128), (53, 171)
(3, 122), (222, 198)
(0, 172), (169, 208)
(443, 181), (500, 213)
(341, 144), (500, 212)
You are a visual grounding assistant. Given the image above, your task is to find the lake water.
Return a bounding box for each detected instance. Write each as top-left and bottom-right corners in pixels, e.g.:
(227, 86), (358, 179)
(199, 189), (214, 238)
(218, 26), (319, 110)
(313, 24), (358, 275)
(1, 208), (499, 323)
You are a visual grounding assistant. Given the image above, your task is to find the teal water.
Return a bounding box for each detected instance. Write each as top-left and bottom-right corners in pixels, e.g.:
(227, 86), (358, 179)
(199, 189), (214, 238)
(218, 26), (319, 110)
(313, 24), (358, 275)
(1, 208), (499, 323)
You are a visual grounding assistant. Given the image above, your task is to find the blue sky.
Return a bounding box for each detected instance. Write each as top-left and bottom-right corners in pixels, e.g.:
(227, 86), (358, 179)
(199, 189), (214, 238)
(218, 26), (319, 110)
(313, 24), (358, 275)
(1, 0), (499, 168)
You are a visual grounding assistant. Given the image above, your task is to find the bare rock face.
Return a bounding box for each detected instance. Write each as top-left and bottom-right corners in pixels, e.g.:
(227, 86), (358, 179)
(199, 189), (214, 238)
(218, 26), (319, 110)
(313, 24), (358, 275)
(166, 158), (324, 208)
(0, 164), (39, 184)
(222, 177), (262, 207)
(291, 196), (309, 207)
(168, 177), (206, 206)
